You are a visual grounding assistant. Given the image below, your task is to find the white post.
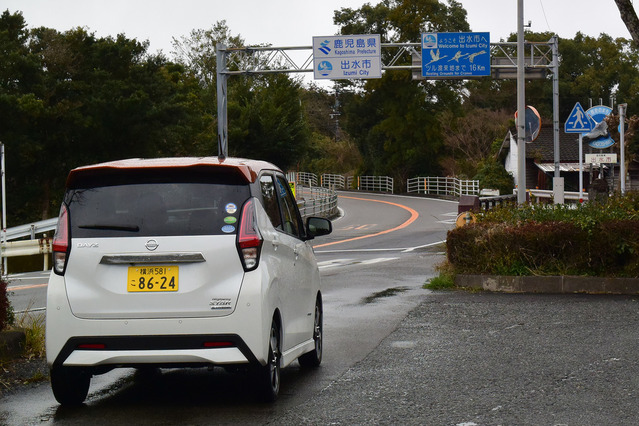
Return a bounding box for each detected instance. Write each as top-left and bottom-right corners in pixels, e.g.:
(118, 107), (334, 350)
(1, 143), (6, 276)
(516, 0), (527, 204)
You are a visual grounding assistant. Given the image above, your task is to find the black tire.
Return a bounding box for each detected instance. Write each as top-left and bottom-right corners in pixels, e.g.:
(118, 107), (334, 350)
(299, 299), (323, 368)
(256, 320), (281, 402)
(50, 366), (91, 406)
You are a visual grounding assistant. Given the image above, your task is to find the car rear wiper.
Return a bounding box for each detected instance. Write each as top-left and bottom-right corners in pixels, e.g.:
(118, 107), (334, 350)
(78, 224), (140, 232)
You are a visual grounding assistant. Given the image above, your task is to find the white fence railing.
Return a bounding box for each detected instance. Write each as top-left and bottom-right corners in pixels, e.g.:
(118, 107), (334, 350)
(321, 174), (345, 189)
(290, 172), (318, 187)
(407, 177), (479, 197)
(295, 185), (339, 219)
(346, 176), (394, 193)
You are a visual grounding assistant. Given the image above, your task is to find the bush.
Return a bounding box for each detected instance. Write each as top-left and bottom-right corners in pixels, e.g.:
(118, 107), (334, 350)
(473, 161), (515, 196)
(1, 276), (14, 331)
(447, 193), (639, 277)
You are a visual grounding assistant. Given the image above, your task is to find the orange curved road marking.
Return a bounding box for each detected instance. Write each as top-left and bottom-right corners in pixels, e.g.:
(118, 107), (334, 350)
(9, 283), (48, 291)
(313, 195), (419, 248)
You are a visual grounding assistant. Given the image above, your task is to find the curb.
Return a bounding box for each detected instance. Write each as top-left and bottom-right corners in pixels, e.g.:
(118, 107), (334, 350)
(456, 275), (639, 295)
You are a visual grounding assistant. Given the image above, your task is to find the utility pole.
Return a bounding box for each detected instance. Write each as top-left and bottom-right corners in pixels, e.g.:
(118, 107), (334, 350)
(330, 87), (341, 143)
(516, 0), (527, 204)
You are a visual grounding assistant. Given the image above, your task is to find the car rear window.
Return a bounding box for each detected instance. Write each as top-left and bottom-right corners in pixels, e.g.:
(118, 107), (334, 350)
(65, 168), (250, 238)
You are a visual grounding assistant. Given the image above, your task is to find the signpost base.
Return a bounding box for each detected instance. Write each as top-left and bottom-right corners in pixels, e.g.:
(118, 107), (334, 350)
(553, 177), (565, 204)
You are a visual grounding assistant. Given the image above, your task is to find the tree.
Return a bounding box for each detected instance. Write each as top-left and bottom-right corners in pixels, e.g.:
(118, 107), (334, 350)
(614, 0), (639, 45)
(334, 0), (471, 188)
(439, 107), (512, 177)
(0, 11), (204, 222)
(172, 21), (310, 170)
(228, 73), (309, 170)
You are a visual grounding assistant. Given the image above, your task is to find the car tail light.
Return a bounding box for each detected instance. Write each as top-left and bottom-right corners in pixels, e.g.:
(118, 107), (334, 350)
(52, 204), (70, 275)
(203, 341), (234, 348)
(77, 343), (106, 350)
(237, 198), (263, 271)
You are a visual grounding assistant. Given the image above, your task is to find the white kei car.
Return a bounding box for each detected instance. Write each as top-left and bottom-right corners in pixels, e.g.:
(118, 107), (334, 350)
(46, 157), (332, 405)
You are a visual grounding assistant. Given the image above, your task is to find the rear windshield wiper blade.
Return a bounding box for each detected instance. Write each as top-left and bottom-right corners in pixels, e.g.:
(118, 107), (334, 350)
(78, 224), (140, 232)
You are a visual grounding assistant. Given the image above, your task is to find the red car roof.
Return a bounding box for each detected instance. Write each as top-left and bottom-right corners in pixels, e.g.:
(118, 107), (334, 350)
(66, 157), (281, 186)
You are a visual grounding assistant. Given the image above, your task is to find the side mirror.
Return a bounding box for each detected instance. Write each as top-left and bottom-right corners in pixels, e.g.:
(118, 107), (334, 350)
(306, 217), (332, 239)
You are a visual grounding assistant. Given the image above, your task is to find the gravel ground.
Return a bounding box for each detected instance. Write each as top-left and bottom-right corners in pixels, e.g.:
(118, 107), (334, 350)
(0, 357), (48, 398)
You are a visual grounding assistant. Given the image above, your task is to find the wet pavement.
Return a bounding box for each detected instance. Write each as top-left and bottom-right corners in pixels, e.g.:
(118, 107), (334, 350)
(276, 291), (639, 425)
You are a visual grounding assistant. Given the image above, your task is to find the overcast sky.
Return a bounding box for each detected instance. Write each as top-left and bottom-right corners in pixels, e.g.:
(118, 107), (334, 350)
(2, 0), (632, 55)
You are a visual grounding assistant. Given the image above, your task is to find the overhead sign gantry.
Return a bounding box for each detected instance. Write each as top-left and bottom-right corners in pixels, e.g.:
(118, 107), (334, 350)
(216, 36), (559, 203)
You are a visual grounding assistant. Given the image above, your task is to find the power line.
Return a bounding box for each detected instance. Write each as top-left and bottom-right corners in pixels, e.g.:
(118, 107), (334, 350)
(538, 0), (552, 32)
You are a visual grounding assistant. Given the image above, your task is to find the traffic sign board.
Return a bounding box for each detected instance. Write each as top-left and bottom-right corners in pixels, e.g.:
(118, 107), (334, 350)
(313, 35), (382, 80)
(585, 153), (617, 164)
(586, 105), (614, 149)
(564, 102), (595, 133)
(421, 32), (490, 78)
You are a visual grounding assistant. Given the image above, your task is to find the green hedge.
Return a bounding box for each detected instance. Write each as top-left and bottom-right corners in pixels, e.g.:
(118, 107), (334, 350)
(446, 193), (639, 277)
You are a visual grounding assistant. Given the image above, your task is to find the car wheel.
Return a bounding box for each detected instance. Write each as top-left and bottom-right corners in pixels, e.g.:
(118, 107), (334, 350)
(50, 366), (91, 406)
(299, 299), (323, 368)
(257, 320), (281, 402)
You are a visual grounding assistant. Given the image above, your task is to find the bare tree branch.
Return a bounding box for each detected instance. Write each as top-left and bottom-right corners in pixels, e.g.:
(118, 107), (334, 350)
(614, 0), (639, 45)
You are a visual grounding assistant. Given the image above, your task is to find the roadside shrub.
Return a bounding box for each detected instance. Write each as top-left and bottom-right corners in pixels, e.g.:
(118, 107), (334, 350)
(473, 161), (515, 196)
(447, 192), (639, 278)
(590, 220), (639, 276)
(447, 221), (588, 276)
(1, 276), (13, 331)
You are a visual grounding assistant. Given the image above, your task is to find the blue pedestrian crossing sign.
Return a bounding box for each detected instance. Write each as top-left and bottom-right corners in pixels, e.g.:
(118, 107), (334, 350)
(565, 102), (596, 133)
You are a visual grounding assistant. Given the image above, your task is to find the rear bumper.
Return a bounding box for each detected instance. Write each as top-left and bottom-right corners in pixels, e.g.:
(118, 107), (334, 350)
(46, 271), (272, 370)
(53, 334), (256, 369)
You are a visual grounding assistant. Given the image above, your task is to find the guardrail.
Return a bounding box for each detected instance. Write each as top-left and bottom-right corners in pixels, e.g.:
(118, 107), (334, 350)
(479, 194), (517, 210)
(295, 185), (339, 219)
(5, 217), (57, 241)
(1, 218), (57, 272)
(407, 177), (479, 197)
(480, 190), (589, 210)
(527, 189), (589, 203)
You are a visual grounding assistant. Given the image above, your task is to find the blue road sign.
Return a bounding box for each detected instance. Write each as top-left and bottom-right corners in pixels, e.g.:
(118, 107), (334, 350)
(421, 32), (490, 78)
(313, 35), (382, 80)
(586, 105), (615, 149)
(565, 102), (595, 133)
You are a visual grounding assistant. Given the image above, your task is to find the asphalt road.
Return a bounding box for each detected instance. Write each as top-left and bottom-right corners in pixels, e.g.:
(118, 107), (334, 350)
(1, 192), (456, 424)
(277, 291), (639, 425)
(6, 193), (639, 425)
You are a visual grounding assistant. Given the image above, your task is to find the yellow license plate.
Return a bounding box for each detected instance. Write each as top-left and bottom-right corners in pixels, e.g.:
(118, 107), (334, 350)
(127, 266), (178, 292)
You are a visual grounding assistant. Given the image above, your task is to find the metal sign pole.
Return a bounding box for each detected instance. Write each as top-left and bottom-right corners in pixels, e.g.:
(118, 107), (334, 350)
(1, 143), (6, 276)
(216, 43), (228, 159)
(579, 133), (584, 202)
(516, 0), (527, 204)
(552, 35), (560, 178)
(620, 103), (627, 194)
